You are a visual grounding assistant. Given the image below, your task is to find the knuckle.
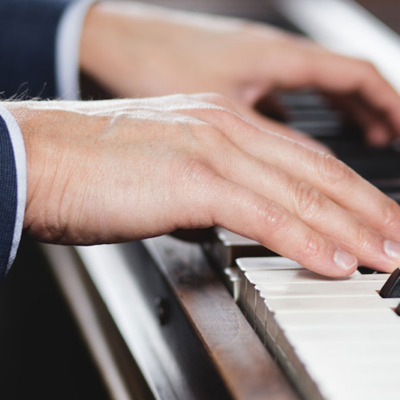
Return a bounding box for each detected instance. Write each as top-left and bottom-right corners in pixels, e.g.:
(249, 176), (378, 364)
(190, 123), (230, 152)
(170, 157), (218, 225)
(293, 181), (324, 221)
(298, 234), (323, 261)
(174, 157), (215, 188)
(353, 60), (380, 87)
(316, 153), (353, 188)
(258, 200), (290, 232)
(203, 123), (226, 141)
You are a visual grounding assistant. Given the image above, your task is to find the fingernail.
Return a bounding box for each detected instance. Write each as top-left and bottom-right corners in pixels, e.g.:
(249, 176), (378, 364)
(334, 249), (358, 271)
(384, 240), (400, 260)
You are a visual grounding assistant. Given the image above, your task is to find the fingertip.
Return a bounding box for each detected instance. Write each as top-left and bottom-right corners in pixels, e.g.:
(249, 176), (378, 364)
(333, 248), (358, 276)
(366, 125), (391, 147)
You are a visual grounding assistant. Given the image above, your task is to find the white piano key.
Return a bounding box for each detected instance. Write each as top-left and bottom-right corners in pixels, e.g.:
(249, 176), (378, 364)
(309, 369), (400, 400)
(256, 281), (384, 298)
(283, 325), (400, 344)
(237, 257), (303, 271)
(328, 386), (400, 400)
(304, 357), (400, 400)
(223, 267), (241, 301)
(263, 295), (388, 313)
(274, 319), (400, 395)
(275, 308), (400, 328)
(307, 359), (400, 378)
(256, 293), (394, 348)
(208, 227), (274, 269)
(382, 297), (400, 308)
(301, 358), (400, 382)
(294, 341), (400, 362)
(215, 227), (260, 246)
(246, 269), (388, 285)
(291, 341), (400, 400)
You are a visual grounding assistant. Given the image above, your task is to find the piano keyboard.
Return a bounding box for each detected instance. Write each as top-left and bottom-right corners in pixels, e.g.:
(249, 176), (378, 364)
(233, 257), (400, 400)
(204, 2), (400, 399)
(270, 89), (400, 183)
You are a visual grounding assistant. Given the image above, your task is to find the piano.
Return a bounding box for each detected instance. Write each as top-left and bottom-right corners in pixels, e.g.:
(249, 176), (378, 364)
(40, 1), (400, 399)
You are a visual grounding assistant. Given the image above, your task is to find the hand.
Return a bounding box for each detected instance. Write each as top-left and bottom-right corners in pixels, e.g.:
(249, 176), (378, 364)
(6, 94), (400, 277)
(80, 2), (400, 148)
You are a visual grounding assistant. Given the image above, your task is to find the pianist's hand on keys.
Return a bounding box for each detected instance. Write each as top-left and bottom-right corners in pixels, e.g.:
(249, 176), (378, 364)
(5, 95), (400, 277)
(80, 1), (400, 149)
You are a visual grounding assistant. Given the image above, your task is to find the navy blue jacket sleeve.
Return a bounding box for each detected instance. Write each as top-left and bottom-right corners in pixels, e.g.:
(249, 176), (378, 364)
(0, 0), (71, 99)
(0, 116), (18, 282)
(0, 0), (73, 280)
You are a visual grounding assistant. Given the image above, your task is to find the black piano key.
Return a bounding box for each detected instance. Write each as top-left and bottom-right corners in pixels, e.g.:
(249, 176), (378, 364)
(379, 268), (400, 298)
(385, 193), (400, 203)
(277, 91), (328, 109)
(395, 302), (400, 316)
(288, 109), (339, 122)
(263, 88), (400, 198)
(357, 266), (385, 275)
(370, 178), (400, 192)
(369, 178), (400, 203)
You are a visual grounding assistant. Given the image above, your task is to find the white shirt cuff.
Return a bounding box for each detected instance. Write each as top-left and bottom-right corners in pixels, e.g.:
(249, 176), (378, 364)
(0, 104), (27, 273)
(56, 0), (98, 100)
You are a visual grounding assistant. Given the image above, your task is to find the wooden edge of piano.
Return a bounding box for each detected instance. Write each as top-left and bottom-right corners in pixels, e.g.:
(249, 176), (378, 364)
(40, 236), (300, 400)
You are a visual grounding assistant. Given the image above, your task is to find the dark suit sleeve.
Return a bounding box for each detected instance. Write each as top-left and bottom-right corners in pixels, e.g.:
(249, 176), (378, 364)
(0, 0), (71, 99)
(0, 116), (18, 282)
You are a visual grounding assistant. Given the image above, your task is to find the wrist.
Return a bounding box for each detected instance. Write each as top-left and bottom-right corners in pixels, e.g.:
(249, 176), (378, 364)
(3, 103), (54, 232)
(2, 102), (91, 239)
